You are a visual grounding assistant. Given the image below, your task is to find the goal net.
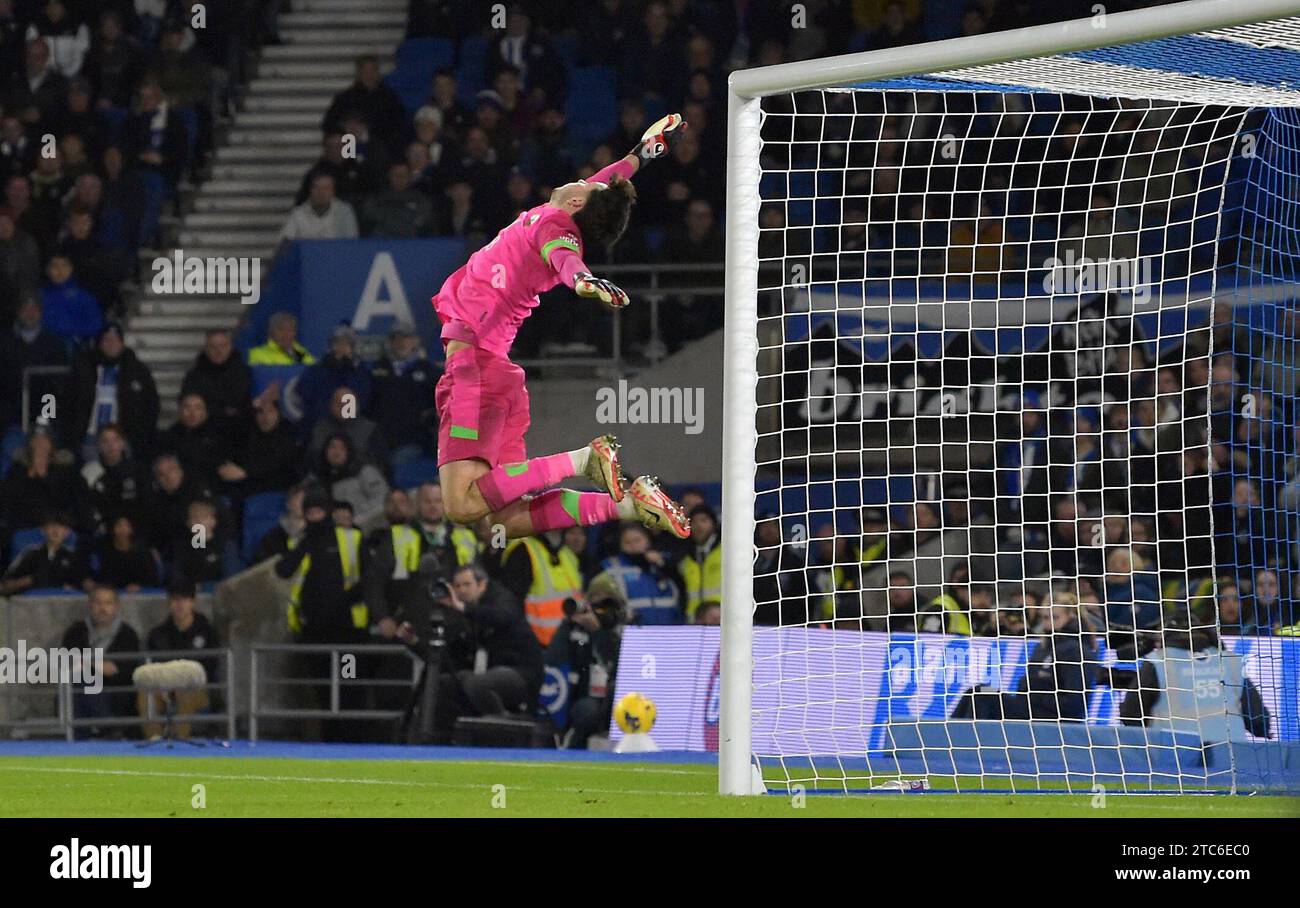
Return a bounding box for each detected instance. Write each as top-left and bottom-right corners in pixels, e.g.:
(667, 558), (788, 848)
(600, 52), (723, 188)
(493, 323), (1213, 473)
(720, 0), (1300, 796)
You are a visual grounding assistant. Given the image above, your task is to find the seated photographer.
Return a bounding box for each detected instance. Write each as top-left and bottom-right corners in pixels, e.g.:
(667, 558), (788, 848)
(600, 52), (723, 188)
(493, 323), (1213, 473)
(433, 563), (545, 736)
(546, 573), (629, 749)
(951, 595), (1100, 722)
(1118, 615), (1270, 742)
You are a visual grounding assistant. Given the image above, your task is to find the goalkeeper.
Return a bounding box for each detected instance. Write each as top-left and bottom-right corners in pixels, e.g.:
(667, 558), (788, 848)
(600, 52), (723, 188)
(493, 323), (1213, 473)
(431, 114), (691, 541)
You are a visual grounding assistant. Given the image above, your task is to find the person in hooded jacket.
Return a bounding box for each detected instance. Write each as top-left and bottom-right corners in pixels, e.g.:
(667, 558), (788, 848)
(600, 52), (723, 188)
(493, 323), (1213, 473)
(61, 321), (158, 462)
(310, 432), (388, 531)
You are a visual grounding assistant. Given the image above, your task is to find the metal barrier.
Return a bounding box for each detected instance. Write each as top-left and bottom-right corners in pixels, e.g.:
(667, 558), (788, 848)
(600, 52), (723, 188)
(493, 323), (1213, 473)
(248, 642), (421, 742)
(0, 648), (236, 742)
(512, 261), (723, 371)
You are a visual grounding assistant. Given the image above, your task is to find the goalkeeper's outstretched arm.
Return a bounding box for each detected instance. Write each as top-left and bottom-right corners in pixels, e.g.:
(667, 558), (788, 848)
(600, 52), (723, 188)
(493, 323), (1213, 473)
(590, 113), (687, 184)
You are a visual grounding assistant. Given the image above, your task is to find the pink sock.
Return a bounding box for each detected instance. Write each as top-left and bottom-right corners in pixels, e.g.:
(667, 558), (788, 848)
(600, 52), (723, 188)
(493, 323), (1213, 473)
(528, 490), (619, 532)
(477, 452), (575, 511)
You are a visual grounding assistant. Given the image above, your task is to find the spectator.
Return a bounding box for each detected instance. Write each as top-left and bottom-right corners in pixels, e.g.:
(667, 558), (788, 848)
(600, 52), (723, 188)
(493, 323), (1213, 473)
(0, 427), (80, 534)
(916, 562), (974, 635)
(887, 569), (917, 632)
(57, 78), (107, 157)
(1247, 568), (1281, 635)
(435, 563), (546, 735)
(295, 131), (379, 207)
(98, 146), (144, 259)
(675, 503), (720, 622)
(5, 39), (68, 130)
(60, 585), (140, 736)
(361, 162), (434, 237)
(169, 497), (241, 586)
(426, 68), (469, 140)
(121, 79), (189, 244)
(55, 207), (120, 313)
(292, 324), (368, 432)
(41, 252), (101, 343)
(92, 513), (160, 591)
(0, 0), (22, 80)
(26, 0), (87, 75)
(752, 515), (808, 626)
(79, 422), (151, 533)
(180, 329), (252, 440)
(1104, 546), (1162, 657)
(150, 19), (212, 113)
(0, 115), (35, 181)
(1, 510), (87, 594)
(487, 4), (564, 106)
(0, 205), (40, 303)
(281, 172), (358, 240)
(545, 570), (628, 748)
(1216, 578), (1243, 636)
(306, 385), (387, 470)
(619, 2), (685, 104)
(446, 125), (505, 227)
(321, 54), (407, 156)
(955, 596), (1099, 722)
(433, 178), (489, 242)
(0, 296), (66, 430)
(407, 481), (481, 574)
(144, 579), (221, 723)
(82, 9), (142, 109)
(217, 398), (301, 498)
(517, 106), (573, 196)
(146, 452), (214, 564)
(368, 323), (440, 466)
(4, 174), (45, 254)
(596, 521), (682, 625)
(310, 433), (388, 531)
(247, 311), (315, 366)
(62, 318), (158, 460)
(157, 392), (223, 487)
(252, 483), (306, 563)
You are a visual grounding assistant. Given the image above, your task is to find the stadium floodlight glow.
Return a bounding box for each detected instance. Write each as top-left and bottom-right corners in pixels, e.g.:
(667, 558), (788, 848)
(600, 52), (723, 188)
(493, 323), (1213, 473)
(720, 0), (1300, 796)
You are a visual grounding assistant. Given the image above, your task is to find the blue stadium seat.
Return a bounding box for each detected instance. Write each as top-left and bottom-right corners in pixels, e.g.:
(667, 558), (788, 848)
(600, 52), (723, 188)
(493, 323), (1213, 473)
(387, 37), (456, 114)
(9, 527), (77, 557)
(0, 426), (25, 473)
(394, 456), (439, 489)
(456, 35), (489, 105)
(565, 67), (618, 156)
(241, 491), (287, 563)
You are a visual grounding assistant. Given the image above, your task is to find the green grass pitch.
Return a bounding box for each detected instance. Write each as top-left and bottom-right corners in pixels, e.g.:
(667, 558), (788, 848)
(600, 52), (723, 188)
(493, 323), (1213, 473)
(0, 755), (1297, 817)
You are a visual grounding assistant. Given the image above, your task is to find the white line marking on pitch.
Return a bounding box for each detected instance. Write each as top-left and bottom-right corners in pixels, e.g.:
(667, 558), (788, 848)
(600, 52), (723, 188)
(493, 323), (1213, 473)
(0, 764), (714, 799)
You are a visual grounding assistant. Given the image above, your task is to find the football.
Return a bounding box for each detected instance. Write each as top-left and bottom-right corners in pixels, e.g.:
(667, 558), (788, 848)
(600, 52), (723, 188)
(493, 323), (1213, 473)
(614, 692), (657, 735)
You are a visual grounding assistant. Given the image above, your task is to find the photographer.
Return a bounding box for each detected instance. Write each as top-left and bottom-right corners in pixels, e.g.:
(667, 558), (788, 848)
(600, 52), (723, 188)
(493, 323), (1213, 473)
(546, 572), (628, 748)
(432, 563), (545, 735)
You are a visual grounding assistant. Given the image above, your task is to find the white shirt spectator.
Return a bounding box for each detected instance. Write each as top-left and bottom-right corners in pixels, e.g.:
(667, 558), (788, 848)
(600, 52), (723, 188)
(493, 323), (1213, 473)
(281, 199), (359, 241)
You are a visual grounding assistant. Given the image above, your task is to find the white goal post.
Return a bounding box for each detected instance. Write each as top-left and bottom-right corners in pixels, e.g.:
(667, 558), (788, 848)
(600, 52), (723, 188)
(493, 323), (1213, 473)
(720, 0), (1300, 796)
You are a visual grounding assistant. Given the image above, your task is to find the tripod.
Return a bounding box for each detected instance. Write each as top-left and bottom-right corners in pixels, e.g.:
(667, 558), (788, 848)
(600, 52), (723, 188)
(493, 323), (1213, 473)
(137, 691), (206, 749)
(398, 634), (447, 744)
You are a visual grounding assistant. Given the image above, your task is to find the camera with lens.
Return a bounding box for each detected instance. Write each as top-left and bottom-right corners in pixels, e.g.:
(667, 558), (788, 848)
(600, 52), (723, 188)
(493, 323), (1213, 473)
(562, 593), (626, 630)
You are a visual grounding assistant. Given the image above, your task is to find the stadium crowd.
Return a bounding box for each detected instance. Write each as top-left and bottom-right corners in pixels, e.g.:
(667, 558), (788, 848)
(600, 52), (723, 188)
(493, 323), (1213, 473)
(0, 0), (1295, 743)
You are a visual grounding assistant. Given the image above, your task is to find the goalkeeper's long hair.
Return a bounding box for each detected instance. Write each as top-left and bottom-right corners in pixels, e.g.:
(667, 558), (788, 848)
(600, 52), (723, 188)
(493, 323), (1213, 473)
(574, 175), (636, 252)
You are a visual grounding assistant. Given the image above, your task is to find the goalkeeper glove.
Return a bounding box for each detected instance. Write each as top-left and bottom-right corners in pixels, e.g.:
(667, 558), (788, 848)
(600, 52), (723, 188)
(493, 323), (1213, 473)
(574, 272), (629, 309)
(633, 113), (687, 163)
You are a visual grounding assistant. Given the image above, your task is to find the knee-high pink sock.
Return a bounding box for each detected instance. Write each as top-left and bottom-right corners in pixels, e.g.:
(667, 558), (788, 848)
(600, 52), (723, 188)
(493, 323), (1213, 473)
(477, 452), (579, 511)
(528, 489), (621, 532)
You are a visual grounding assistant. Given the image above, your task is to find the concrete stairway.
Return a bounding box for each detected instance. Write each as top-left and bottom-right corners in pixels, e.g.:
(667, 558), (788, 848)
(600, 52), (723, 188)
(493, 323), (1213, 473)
(125, 0), (406, 423)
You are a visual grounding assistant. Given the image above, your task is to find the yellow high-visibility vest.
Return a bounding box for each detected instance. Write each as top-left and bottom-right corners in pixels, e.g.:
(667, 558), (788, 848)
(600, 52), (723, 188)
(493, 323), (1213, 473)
(680, 542), (722, 620)
(248, 340), (316, 365)
(288, 526), (366, 633)
(388, 524), (421, 577)
(504, 536), (582, 644)
(450, 526), (481, 566)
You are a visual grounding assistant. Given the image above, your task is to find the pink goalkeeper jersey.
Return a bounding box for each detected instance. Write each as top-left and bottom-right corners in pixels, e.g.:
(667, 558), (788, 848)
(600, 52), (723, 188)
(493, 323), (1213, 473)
(432, 159), (634, 357)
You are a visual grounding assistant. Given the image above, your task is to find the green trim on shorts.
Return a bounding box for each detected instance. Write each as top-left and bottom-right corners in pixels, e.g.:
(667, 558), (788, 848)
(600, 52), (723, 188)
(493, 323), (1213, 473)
(449, 425), (479, 440)
(561, 490), (582, 524)
(504, 463), (529, 477)
(540, 236), (580, 266)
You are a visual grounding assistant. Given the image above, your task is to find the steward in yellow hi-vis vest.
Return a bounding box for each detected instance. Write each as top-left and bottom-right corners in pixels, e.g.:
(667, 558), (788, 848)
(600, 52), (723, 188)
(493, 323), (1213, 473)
(502, 533), (583, 644)
(676, 504), (721, 621)
(275, 492), (368, 641)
